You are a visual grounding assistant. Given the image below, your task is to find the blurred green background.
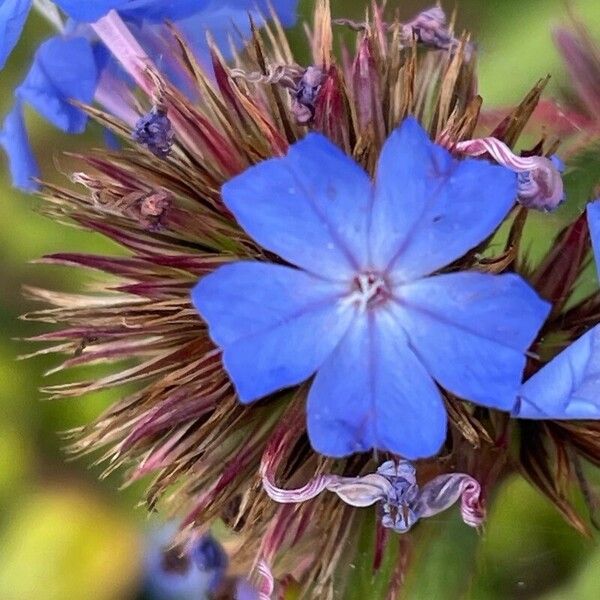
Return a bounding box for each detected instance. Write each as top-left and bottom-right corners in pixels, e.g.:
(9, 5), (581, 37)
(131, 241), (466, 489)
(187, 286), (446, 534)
(1, 1), (600, 599)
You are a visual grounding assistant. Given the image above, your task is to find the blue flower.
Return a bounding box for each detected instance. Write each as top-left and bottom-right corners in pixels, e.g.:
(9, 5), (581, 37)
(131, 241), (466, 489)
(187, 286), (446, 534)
(0, 0), (31, 69)
(0, 0), (299, 190)
(144, 527), (227, 599)
(16, 36), (97, 132)
(0, 99), (39, 190)
(513, 199), (600, 419)
(1, 34), (97, 190)
(192, 117), (550, 459)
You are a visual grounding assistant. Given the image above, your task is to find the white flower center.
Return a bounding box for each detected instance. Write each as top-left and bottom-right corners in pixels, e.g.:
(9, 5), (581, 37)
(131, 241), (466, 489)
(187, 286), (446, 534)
(341, 272), (390, 312)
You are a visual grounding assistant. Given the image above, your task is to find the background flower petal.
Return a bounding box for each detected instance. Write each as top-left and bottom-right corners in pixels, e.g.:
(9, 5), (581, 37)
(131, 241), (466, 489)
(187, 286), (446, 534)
(0, 100), (40, 191)
(587, 199), (600, 281)
(16, 36), (97, 133)
(514, 325), (600, 419)
(0, 0), (31, 70)
(307, 310), (447, 459)
(393, 272), (550, 410)
(54, 0), (298, 25)
(54, 1), (136, 21)
(370, 117), (517, 281)
(192, 262), (354, 402)
(221, 134), (372, 280)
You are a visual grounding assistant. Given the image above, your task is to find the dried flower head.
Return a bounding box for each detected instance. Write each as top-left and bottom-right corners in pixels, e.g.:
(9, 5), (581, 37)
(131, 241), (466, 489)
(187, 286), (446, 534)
(19, 1), (600, 598)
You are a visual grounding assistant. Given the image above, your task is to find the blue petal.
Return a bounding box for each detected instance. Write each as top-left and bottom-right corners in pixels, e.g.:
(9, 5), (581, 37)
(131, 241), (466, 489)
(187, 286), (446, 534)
(0, 101), (40, 191)
(369, 117), (517, 281)
(54, 1), (142, 21)
(514, 325), (600, 419)
(55, 1), (298, 26)
(307, 310), (447, 459)
(393, 272), (550, 410)
(222, 134), (372, 280)
(16, 36), (97, 132)
(144, 525), (216, 599)
(191, 262), (354, 402)
(177, 6), (261, 65)
(0, 0), (31, 69)
(587, 199), (600, 281)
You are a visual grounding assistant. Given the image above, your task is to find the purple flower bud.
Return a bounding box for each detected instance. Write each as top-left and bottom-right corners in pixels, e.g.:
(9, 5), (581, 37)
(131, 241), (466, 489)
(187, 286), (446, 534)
(400, 6), (472, 58)
(262, 455), (484, 534)
(375, 460), (485, 533)
(402, 7), (452, 48)
(291, 66), (325, 124)
(132, 105), (174, 158)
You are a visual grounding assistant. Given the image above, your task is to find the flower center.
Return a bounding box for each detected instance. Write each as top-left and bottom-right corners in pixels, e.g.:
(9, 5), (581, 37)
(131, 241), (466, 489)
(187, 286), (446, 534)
(342, 272), (391, 312)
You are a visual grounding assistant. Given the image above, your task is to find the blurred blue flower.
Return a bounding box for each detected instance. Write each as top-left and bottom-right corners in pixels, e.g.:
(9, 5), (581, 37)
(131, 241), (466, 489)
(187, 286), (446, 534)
(514, 199), (600, 419)
(145, 528), (227, 600)
(0, 0), (299, 190)
(16, 35), (97, 132)
(0, 0), (31, 69)
(192, 117), (550, 459)
(0, 99), (39, 190)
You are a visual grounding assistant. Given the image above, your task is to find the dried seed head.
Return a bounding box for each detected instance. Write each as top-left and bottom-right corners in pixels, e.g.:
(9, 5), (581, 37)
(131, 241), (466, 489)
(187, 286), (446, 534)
(24, 2), (594, 598)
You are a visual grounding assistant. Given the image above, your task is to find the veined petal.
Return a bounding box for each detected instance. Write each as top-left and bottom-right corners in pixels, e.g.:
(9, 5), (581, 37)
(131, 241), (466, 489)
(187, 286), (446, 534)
(0, 0), (31, 70)
(393, 272), (550, 410)
(222, 134), (372, 280)
(192, 262), (354, 403)
(54, 1), (135, 21)
(177, 2), (297, 64)
(587, 199), (600, 281)
(55, 1), (298, 26)
(55, 1), (201, 22)
(307, 310), (446, 459)
(514, 325), (600, 419)
(369, 117), (517, 281)
(0, 100), (40, 191)
(16, 36), (97, 133)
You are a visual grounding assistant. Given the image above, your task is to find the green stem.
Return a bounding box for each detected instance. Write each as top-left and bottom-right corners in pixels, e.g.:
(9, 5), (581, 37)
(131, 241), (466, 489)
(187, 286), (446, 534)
(345, 509), (481, 600)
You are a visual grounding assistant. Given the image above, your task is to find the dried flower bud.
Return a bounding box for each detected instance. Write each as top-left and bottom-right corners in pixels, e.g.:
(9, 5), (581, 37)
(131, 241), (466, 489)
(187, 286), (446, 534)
(452, 137), (565, 211)
(137, 189), (171, 230)
(132, 105), (174, 158)
(401, 7), (451, 48)
(400, 6), (471, 57)
(291, 66), (326, 124)
(375, 461), (484, 533)
(262, 456), (484, 534)
(328, 473), (395, 507)
(517, 155), (565, 211)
